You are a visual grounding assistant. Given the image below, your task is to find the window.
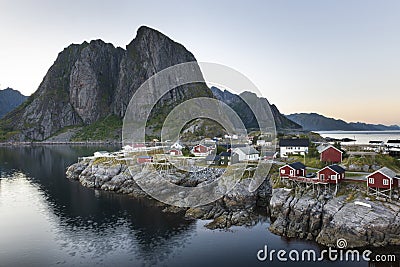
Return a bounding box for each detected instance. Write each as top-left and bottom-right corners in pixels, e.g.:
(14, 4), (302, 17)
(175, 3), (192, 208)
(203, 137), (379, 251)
(369, 178), (374, 184)
(320, 174), (325, 181)
(280, 169), (285, 174)
(383, 179), (389, 186)
(290, 170), (294, 176)
(331, 175), (336, 180)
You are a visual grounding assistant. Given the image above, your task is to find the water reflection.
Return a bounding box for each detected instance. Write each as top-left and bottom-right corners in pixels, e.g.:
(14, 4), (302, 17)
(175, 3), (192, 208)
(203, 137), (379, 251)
(0, 146), (195, 266)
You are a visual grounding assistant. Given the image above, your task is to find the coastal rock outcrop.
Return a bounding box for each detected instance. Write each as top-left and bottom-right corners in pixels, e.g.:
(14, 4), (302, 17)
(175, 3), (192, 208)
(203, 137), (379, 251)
(66, 159), (272, 228)
(269, 188), (400, 248)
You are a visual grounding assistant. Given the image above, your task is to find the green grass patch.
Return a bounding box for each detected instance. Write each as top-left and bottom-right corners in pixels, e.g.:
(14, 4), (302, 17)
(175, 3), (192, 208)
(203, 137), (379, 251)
(0, 129), (20, 142)
(288, 155), (326, 169)
(71, 115), (122, 141)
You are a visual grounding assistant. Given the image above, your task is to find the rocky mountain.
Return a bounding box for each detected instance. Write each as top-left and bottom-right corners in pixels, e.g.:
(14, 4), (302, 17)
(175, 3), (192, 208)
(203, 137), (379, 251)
(287, 113), (400, 131)
(211, 87), (302, 132)
(0, 88), (27, 118)
(0, 26), (212, 141)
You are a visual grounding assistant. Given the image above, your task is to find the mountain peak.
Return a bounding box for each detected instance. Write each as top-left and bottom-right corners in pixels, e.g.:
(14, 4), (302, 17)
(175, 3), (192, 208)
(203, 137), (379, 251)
(0, 88), (28, 119)
(211, 86), (301, 131)
(0, 26), (208, 141)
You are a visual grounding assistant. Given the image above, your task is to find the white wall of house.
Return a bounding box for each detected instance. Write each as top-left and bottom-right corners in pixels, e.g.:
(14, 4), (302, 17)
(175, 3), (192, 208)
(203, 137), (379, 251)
(280, 146), (309, 158)
(233, 148), (259, 161)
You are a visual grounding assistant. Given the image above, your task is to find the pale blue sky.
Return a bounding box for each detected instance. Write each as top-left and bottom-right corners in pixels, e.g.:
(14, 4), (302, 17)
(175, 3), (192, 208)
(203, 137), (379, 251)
(0, 0), (399, 125)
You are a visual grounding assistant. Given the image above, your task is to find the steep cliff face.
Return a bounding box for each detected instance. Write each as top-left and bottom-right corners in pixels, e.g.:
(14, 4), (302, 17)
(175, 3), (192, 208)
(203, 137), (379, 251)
(2, 44), (86, 140)
(211, 87), (302, 132)
(112, 26), (209, 119)
(69, 40), (124, 124)
(0, 26), (211, 141)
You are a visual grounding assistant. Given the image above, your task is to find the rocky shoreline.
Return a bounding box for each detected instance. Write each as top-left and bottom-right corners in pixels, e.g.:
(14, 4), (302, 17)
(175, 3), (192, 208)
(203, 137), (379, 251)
(66, 158), (271, 229)
(269, 187), (400, 248)
(66, 158), (400, 248)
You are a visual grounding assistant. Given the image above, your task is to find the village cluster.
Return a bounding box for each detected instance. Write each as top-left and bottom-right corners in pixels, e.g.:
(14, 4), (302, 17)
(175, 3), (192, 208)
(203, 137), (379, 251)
(90, 134), (400, 200)
(278, 138), (400, 200)
(122, 135), (262, 166)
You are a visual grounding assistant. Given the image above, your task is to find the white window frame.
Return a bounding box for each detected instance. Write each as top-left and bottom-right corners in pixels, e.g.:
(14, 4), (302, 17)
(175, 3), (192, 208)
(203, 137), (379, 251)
(383, 179), (389, 186)
(369, 178), (374, 184)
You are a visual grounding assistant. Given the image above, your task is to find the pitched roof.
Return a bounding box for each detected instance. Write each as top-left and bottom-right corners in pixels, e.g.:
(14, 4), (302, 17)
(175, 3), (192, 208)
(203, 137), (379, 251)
(288, 162), (306, 170)
(369, 141), (383, 144)
(279, 138), (309, 147)
(375, 167), (397, 179)
(235, 146), (259, 155)
(205, 154), (221, 161)
(327, 164), (345, 174)
(317, 144), (343, 154)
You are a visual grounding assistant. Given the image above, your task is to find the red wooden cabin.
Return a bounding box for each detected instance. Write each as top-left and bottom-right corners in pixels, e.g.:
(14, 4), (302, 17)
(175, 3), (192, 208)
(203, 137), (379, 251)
(318, 145), (343, 163)
(279, 162), (306, 179)
(317, 165), (345, 184)
(367, 167), (398, 190)
(137, 155), (153, 164)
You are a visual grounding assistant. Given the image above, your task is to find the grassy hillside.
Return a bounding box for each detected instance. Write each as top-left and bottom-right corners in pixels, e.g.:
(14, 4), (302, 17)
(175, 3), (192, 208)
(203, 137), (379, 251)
(71, 115), (122, 141)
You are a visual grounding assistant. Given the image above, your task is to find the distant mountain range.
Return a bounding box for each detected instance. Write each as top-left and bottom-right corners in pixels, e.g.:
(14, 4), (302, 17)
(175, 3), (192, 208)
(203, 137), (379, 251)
(0, 88), (27, 119)
(286, 113), (400, 131)
(211, 87), (301, 131)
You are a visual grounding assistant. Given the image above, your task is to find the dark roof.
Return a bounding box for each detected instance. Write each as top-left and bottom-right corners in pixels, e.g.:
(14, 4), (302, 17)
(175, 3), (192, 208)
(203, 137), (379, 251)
(288, 162), (306, 170)
(219, 151), (231, 157)
(279, 138), (309, 147)
(205, 155), (221, 161)
(387, 140), (400, 144)
(328, 164), (345, 174)
(226, 143), (248, 149)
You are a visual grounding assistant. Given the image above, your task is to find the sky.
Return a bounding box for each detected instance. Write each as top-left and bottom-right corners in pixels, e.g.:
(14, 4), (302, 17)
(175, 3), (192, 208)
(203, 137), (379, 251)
(0, 0), (399, 125)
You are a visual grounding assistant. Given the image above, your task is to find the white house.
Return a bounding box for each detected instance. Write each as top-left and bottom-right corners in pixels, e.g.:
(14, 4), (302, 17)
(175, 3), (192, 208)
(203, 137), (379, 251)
(387, 140), (400, 148)
(122, 145), (134, 152)
(191, 144), (212, 157)
(224, 134), (239, 140)
(279, 138), (310, 158)
(171, 141), (184, 150)
(232, 147), (259, 161)
(94, 151), (112, 157)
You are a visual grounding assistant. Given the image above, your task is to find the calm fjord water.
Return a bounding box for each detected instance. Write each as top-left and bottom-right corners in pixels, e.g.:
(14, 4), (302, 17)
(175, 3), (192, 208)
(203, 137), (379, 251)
(0, 146), (370, 266)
